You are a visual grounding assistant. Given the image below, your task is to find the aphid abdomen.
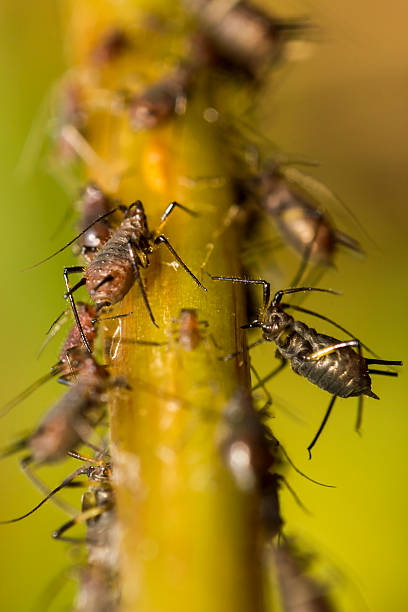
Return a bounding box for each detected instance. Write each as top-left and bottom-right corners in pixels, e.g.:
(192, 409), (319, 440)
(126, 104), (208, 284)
(85, 208), (151, 309)
(60, 303), (97, 365)
(290, 327), (376, 398)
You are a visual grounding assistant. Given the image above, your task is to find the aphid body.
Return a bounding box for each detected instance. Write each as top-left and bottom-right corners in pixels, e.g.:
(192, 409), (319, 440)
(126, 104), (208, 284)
(257, 168), (360, 266)
(213, 278), (402, 453)
(176, 308), (205, 351)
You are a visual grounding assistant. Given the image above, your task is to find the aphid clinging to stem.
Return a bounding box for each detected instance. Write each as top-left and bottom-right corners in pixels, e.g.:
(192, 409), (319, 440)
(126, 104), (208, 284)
(213, 276), (402, 456)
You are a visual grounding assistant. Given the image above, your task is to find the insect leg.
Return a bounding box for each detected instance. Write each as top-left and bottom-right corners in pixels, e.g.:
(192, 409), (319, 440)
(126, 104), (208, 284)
(63, 266), (91, 353)
(155, 200), (198, 236)
(211, 276), (271, 309)
(155, 235), (207, 291)
(252, 359), (287, 390)
(355, 395), (364, 435)
(52, 503), (110, 542)
(306, 339), (359, 361)
(126, 241), (158, 328)
(307, 395), (337, 459)
(219, 338), (265, 362)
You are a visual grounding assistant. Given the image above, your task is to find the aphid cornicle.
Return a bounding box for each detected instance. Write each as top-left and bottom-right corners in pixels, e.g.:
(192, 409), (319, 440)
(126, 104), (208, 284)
(213, 277), (402, 456)
(62, 199), (206, 350)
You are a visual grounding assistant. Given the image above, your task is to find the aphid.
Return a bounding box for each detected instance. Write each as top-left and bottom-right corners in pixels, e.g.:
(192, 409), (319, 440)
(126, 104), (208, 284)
(213, 278), (402, 456)
(187, 0), (308, 79)
(254, 164), (362, 268)
(54, 78), (88, 164)
(78, 182), (115, 262)
(219, 391), (330, 538)
(90, 27), (129, 66)
(172, 308), (208, 351)
(61, 200), (206, 350)
(128, 64), (192, 130)
(0, 350), (125, 469)
(0, 303), (97, 417)
(272, 543), (335, 612)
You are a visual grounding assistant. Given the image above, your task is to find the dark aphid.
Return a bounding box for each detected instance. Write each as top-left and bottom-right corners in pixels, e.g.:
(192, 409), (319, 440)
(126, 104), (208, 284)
(0, 351), (123, 468)
(78, 182), (115, 262)
(129, 64), (192, 130)
(219, 391), (329, 538)
(0, 303), (97, 418)
(75, 565), (119, 612)
(172, 308), (208, 351)
(90, 27), (129, 66)
(187, 0), (309, 79)
(255, 164), (362, 267)
(213, 278), (402, 456)
(62, 200), (206, 350)
(272, 542), (335, 612)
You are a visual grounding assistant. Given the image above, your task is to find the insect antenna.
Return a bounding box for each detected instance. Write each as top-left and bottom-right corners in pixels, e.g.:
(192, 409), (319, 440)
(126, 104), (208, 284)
(0, 467), (87, 524)
(23, 207), (120, 271)
(281, 302), (383, 361)
(0, 368), (62, 418)
(63, 267), (91, 352)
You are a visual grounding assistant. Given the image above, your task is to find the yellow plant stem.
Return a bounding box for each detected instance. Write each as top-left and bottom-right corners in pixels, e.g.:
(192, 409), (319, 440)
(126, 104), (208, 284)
(65, 1), (267, 610)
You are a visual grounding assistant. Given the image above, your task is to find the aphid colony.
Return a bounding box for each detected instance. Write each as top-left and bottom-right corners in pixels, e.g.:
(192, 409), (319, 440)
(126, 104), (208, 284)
(3, 2), (402, 611)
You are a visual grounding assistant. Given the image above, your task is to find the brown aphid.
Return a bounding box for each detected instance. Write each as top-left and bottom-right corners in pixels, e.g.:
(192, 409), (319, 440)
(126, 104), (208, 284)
(0, 351), (115, 467)
(213, 278), (402, 456)
(129, 64), (192, 130)
(187, 0), (308, 78)
(256, 167), (361, 266)
(174, 308), (207, 351)
(273, 543), (335, 612)
(78, 183), (115, 262)
(90, 27), (129, 66)
(63, 200), (206, 350)
(0, 303), (98, 418)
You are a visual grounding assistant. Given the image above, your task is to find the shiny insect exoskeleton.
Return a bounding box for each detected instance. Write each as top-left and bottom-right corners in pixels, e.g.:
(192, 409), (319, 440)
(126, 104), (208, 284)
(62, 199), (206, 350)
(0, 350), (125, 469)
(213, 278), (402, 456)
(186, 0), (308, 79)
(129, 64), (192, 130)
(78, 183), (115, 262)
(0, 303), (98, 418)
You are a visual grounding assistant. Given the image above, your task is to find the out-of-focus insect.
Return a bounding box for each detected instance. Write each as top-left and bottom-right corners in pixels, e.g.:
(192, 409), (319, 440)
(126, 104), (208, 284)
(219, 391), (332, 538)
(252, 164), (362, 283)
(172, 308), (209, 351)
(186, 0), (309, 79)
(272, 542), (335, 612)
(213, 278), (402, 456)
(128, 64), (192, 130)
(30, 200), (206, 351)
(90, 26), (129, 66)
(0, 303), (97, 418)
(0, 351), (127, 471)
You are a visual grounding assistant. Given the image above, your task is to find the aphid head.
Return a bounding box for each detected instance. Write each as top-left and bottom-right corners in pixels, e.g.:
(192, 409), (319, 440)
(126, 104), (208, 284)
(260, 305), (293, 342)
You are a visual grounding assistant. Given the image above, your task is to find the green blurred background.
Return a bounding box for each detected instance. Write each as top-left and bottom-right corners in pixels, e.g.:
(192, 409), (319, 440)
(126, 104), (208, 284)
(0, 0), (406, 610)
